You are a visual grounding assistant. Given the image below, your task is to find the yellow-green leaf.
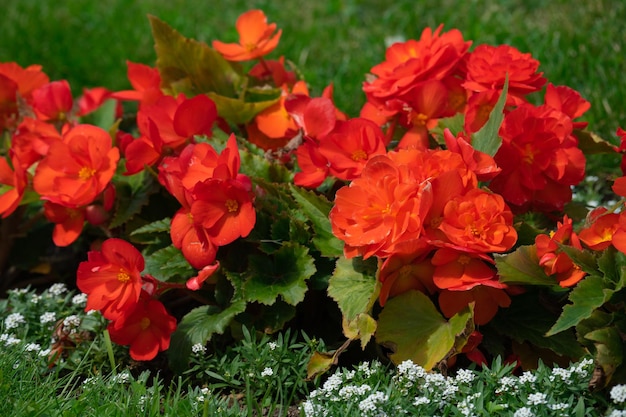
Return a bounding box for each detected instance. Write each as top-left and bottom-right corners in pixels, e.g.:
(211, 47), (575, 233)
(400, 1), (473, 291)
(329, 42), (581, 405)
(376, 290), (472, 370)
(328, 257), (380, 321)
(342, 313), (377, 349)
(207, 92), (280, 127)
(149, 15), (241, 97)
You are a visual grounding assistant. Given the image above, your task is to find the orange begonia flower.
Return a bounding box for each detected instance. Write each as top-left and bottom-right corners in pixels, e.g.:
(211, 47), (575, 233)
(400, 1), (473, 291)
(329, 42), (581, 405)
(439, 285), (511, 325)
(76, 238), (144, 320)
(212, 10), (282, 62)
(33, 124), (120, 207)
(107, 292), (177, 361)
(170, 207), (217, 269)
(443, 129), (501, 181)
(535, 215), (586, 287)
(578, 207), (620, 251)
(431, 248), (502, 291)
(10, 117), (62, 168)
(438, 189), (517, 253)
(544, 83), (590, 130)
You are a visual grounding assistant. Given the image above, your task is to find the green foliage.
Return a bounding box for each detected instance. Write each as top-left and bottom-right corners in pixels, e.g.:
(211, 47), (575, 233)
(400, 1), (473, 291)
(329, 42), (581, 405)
(496, 245), (557, 286)
(472, 76), (508, 156)
(328, 257), (379, 321)
(376, 290), (473, 370)
(143, 244), (195, 283)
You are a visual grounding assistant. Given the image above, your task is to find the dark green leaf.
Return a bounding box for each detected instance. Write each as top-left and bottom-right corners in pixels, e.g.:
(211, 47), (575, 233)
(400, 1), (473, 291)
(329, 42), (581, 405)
(143, 244), (195, 282)
(288, 184), (344, 257)
(110, 173), (160, 229)
(472, 75), (508, 156)
(168, 301), (247, 373)
(130, 218), (171, 235)
(574, 129), (617, 155)
(547, 275), (613, 336)
(244, 242), (316, 306)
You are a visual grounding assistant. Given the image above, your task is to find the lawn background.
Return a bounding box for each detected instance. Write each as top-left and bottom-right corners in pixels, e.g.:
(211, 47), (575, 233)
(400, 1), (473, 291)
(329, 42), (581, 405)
(2, 0), (625, 156)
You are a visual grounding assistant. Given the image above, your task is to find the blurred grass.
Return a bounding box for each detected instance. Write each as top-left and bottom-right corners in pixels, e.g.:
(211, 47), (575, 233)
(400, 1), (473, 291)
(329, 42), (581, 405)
(1, 0), (624, 144)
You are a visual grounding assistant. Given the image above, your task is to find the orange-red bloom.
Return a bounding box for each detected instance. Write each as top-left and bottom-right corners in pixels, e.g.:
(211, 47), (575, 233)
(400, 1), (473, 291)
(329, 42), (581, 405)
(0, 154), (27, 218)
(33, 124), (120, 207)
(43, 202), (85, 247)
(0, 62), (49, 130)
(107, 292), (177, 361)
(535, 215), (586, 287)
(112, 61), (163, 107)
(31, 80), (74, 123)
(490, 104), (585, 212)
(437, 189), (517, 253)
(212, 10), (282, 61)
(76, 238), (144, 320)
(439, 285), (511, 325)
(578, 207), (620, 251)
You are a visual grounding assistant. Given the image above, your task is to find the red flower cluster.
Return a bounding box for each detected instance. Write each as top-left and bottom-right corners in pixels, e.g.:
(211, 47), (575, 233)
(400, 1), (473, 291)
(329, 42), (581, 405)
(159, 134), (255, 289)
(77, 239), (177, 361)
(330, 147), (517, 325)
(0, 63), (120, 246)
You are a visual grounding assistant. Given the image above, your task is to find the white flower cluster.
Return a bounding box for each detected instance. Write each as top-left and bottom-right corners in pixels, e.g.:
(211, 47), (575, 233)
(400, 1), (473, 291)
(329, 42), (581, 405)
(4, 312), (25, 329)
(0, 333), (21, 346)
(191, 343), (206, 354)
(72, 293), (88, 306)
(261, 367), (274, 377)
(40, 311), (56, 324)
(611, 384), (626, 404)
(47, 283), (67, 296)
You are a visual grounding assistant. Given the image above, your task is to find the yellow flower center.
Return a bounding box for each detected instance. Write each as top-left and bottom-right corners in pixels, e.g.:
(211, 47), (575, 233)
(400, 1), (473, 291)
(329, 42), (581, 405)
(140, 317), (151, 330)
(412, 113), (429, 126)
(117, 269), (131, 283)
(458, 255), (472, 265)
(225, 199), (239, 213)
(78, 166), (96, 180)
(351, 149), (368, 161)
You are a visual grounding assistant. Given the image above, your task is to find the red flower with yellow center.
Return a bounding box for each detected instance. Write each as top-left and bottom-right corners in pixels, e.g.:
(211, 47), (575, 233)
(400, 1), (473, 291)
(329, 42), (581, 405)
(33, 124), (120, 207)
(76, 238), (144, 320)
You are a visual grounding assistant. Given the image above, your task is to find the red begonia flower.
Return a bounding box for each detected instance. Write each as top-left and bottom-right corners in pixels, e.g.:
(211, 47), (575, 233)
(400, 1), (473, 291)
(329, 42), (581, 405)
(293, 140), (330, 188)
(212, 10), (282, 61)
(0, 154), (27, 218)
(443, 129), (501, 181)
(76, 87), (123, 118)
(33, 124), (120, 207)
(544, 83), (590, 130)
(42, 201), (85, 247)
(111, 61), (163, 107)
(170, 207), (217, 269)
(0, 62), (49, 130)
(11, 117), (62, 168)
(463, 44), (546, 106)
(431, 248), (501, 291)
(107, 293), (177, 361)
(76, 238), (144, 320)
(249, 56), (297, 87)
(318, 118), (387, 181)
(31, 80), (74, 123)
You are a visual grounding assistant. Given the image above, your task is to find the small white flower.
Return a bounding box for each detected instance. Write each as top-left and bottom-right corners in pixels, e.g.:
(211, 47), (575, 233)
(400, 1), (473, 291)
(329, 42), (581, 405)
(527, 392), (547, 405)
(39, 348), (51, 357)
(358, 391), (388, 413)
(496, 376), (518, 393)
(607, 411), (626, 417)
(455, 368), (476, 385)
(4, 335), (21, 346)
(610, 384), (626, 403)
(268, 341), (277, 351)
(5, 312), (25, 329)
(513, 406), (535, 417)
(111, 371), (131, 384)
(413, 396), (431, 406)
(40, 312), (56, 324)
(397, 359), (426, 381)
(72, 293), (88, 306)
(191, 343), (206, 354)
(63, 315), (81, 330)
(519, 371), (537, 385)
(82, 377), (98, 387)
(551, 367), (572, 383)
(25, 343), (41, 352)
(261, 367), (274, 377)
(548, 402), (569, 411)
(48, 283), (68, 296)
(322, 373), (344, 393)
(30, 294), (41, 304)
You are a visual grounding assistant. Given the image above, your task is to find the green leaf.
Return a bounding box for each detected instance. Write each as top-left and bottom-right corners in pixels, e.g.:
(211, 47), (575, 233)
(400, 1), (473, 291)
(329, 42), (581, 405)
(585, 326), (624, 387)
(472, 75), (509, 156)
(143, 244), (195, 282)
(431, 113), (465, 141)
(240, 147), (292, 183)
(130, 218), (171, 235)
(490, 291), (585, 358)
(376, 290), (472, 370)
(80, 98), (117, 130)
(343, 313), (377, 349)
(244, 242), (316, 306)
(110, 172), (160, 229)
(496, 245), (556, 286)
(168, 300), (247, 373)
(207, 92), (280, 126)
(557, 244), (599, 275)
(149, 15), (240, 97)
(547, 275), (615, 336)
(574, 129), (617, 154)
(288, 184), (344, 257)
(328, 257), (379, 321)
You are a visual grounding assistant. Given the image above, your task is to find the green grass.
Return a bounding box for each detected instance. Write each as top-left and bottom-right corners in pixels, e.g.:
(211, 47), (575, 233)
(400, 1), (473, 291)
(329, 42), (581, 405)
(1, 0), (624, 142)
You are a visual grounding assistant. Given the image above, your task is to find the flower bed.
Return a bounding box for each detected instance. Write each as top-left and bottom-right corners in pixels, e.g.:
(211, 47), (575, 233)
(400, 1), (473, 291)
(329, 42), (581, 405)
(1, 7), (626, 413)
